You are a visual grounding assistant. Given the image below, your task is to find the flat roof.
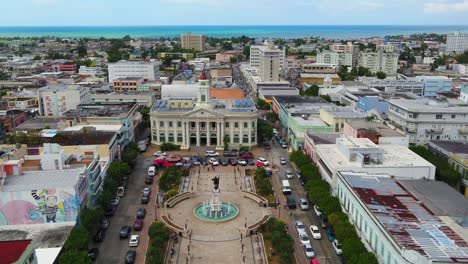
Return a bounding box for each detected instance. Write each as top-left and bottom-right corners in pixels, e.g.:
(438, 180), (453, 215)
(63, 103), (137, 118)
(63, 124), (122, 132)
(346, 120), (404, 137)
(2, 167), (85, 192)
(210, 89), (245, 100)
(273, 95), (327, 105)
(0, 223), (74, 249)
(16, 117), (64, 130)
(321, 106), (367, 119)
(389, 98), (468, 113)
(306, 133), (341, 144)
(0, 240), (31, 264)
(152, 98), (257, 114)
(35, 248), (62, 264)
(341, 172), (468, 263)
(429, 140), (468, 156)
(49, 131), (116, 146)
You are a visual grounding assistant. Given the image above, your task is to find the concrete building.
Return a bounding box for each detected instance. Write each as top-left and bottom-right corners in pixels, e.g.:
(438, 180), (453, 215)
(78, 66), (103, 77)
(258, 44), (281, 82)
(359, 47), (399, 75)
(359, 77), (424, 95)
(216, 51), (242, 63)
(415, 76), (453, 97)
(150, 73), (257, 149)
(447, 31), (468, 54)
(343, 120), (409, 147)
(181, 32), (206, 52)
(356, 96), (389, 114)
(303, 132), (341, 163)
(335, 172), (468, 264)
(108, 60), (160, 83)
(315, 136), (435, 186)
(90, 91), (155, 107)
(112, 77), (143, 92)
(451, 64), (468, 75)
(301, 63), (339, 74)
(319, 106), (367, 132)
(38, 85), (91, 116)
(428, 140), (468, 196)
(300, 73), (341, 86)
(460, 84), (468, 103)
(272, 95), (330, 129)
(316, 51), (354, 67)
(387, 98), (468, 143)
(250, 41), (286, 69)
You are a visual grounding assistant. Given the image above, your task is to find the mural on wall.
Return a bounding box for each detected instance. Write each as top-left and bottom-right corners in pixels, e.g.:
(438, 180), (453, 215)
(0, 189), (79, 225)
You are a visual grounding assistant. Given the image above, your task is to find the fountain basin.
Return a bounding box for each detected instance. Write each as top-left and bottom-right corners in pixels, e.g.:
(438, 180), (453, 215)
(194, 202), (239, 222)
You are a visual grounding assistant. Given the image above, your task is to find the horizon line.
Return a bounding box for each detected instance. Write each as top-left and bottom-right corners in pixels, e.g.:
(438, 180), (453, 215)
(1, 24), (468, 27)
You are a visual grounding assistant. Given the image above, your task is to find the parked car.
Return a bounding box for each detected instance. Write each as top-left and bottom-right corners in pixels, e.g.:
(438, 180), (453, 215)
(247, 159), (255, 166)
(145, 176), (154, 184)
(200, 157), (208, 166)
(228, 158), (237, 166)
(153, 151), (166, 157)
(192, 156), (201, 166)
(239, 153), (254, 159)
(310, 225), (322, 240)
(281, 142), (288, 148)
(141, 193), (150, 204)
(264, 142), (271, 149)
(129, 235), (140, 247)
(285, 170), (293, 179)
(88, 248), (99, 261)
(280, 157), (287, 165)
(287, 195), (297, 209)
(120, 226), (131, 239)
(314, 205), (322, 217)
(133, 219), (143, 231)
(218, 158), (228, 166)
(237, 158), (247, 166)
(137, 208), (146, 219)
(272, 128), (278, 134)
(303, 243), (315, 258)
(99, 218), (111, 229)
(295, 220), (306, 233)
(92, 229), (105, 242)
(125, 250), (136, 264)
(332, 239), (343, 255)
(320, 216), (329, 229)
(104, 204), (116, 216)
(326, 227), (336, 241)
(223, 151), (237, 157)
(116, 186), (125, 197)
(257, 157), (269, 166)
(143, 187), (151, 196)
(111, 197), (120, 206)
(299, 198), (309, 210)
(205, 150), (219, 157)
(209, 158), (219, 166)
(299, 232), (311, 246)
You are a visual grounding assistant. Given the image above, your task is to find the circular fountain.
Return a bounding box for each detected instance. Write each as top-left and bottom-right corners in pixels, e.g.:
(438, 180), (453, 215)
(193, 175), (239, 222)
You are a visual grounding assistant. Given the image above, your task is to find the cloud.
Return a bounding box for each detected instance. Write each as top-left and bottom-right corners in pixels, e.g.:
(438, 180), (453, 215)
(424, 0), (468, 13)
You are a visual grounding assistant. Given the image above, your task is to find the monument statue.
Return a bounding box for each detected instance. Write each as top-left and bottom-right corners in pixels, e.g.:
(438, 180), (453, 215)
(212, 175), (220, 190)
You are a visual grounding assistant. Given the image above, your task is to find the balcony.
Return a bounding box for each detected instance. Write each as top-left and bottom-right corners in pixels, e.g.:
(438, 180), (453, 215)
(426, 128), (444, 134)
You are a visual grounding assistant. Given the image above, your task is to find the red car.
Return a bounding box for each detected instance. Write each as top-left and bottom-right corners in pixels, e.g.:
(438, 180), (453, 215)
(228, 158), (237, 166)
(264, 143), (271, 150)
(239, 153), (254, 159)
(133, 219), (143, 231)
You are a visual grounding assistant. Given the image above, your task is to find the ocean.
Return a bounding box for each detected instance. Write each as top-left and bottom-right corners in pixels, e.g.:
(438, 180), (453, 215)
(0, 25), (467, 39)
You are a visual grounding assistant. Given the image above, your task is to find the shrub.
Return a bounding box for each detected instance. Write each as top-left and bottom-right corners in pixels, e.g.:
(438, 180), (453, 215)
(159, 166), (183, 192)
(160, 142), (181, 151)
(166, 189), (178, 198)
(147, 222), (171, 264)
(254, 167), (273, 197)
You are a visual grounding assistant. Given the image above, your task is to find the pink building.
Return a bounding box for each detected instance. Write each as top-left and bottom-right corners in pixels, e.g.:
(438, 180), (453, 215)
(303, 132), (340, 163)
(343, 120), (409, 147)
(216, 51), (242, 63)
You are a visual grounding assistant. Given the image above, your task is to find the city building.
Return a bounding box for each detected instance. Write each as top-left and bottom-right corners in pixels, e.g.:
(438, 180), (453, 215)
(427, 140), (468, 196)
(387, 98), (468, 143)
(447, 31), (468, 54)
(287, 114), (333, 150)
(316, 51), (354, 67)
(150, 73), (258, 149)
(460, 84), (468, 103)
(343, 120), (409, 147)
(108, 60), (160, 83)
(1, 96), (38, 111)
(301, 63), (339, 74)
(315, 136), (436, 186)
(335, 172), (468, 264)
(209, 89), (245, 100)
(356, 95), (389, 114)
(43, 62), (77, 73)
(258, 43), (281, 82)
(161, 83), (199, 100)
(250, 41), (286, 69)
(112, 77), (143, 91)
(38, 85), (91, 116)
(303, 132), (341, 163)
(451, 64), (468, 76)
(216, 51), (243, 63)
(415, 76), (453, 97)
(90, 90), (155, 107)
(359, 77), (424, 95)
(181, 32), (206, 52)
(319, 106), (367, 132)
(359, 47), (399, 75)
(300, 73), (341, 86)
(78, 66), (103, 77)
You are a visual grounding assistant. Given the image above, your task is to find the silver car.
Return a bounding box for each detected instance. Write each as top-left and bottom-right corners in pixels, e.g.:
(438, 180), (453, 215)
(299, 198), (309, 210)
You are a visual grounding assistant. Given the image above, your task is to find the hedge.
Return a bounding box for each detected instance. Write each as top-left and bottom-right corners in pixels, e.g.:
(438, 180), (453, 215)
(260, 218), (294, 264)
(146, 222), (171, 264)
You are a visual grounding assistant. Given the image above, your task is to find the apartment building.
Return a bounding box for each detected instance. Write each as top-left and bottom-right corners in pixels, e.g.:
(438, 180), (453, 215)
(415, 76), (453, 97)
(108, 60), (160, 83)
(301, 63), (339, 74)
(39, 85), (91, 116)
(112, 77), (143, 92)
(250, 41), (286, 69)
(359, 77), (424, 95)
(259, 45), (281, 82)
(181, 32), (206, 52)
(359, 45), (398, 75)
(447, 31), (468, 54)
(387, 98), (468, 143)
(316, 51), (354, 67)
(78, 66), (103, 77)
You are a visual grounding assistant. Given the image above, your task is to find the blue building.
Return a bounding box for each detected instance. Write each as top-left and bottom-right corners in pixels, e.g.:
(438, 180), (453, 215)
(415, 76), (452, 97)
(356, 96), (389, 114)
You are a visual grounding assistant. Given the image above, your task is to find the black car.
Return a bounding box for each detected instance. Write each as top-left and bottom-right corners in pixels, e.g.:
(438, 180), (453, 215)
(99, 218), (110, 229)
(223, 151), (237, 157)
(88, 248), (99, 261)
(137, 208), (146, 219)
(125, 250), (136, 264)
(247, 159), (255, 166)
(141, 193), (150, 204)
(104, 204), (116, 216)
(92, 229), (105, 242)
(228, 158), (237, 166)
(218, 158), (228, 166)
(119, 226), (131, 239)
(200, 157), (208, 166)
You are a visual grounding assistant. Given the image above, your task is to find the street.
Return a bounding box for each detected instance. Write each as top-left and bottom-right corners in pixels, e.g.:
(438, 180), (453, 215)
(261, 141), (343, 264)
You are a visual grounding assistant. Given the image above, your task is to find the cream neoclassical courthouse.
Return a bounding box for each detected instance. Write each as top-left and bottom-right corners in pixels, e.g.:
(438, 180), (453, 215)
(150, 73), (258, 150)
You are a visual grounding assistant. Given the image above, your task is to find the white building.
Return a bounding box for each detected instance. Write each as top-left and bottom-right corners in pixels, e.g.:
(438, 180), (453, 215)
(78, 66), (103, 77)
(447, 31), (468, 54)
(359, 46), (399, 75)
(415, 76), (453, 97)
(335, 172), (468, 264)
(250, 41), (286, 69)
(108, 60), (160, 83)
(387, 98), (468, 143)
(316, 51), (354, 67)
(258, 44), (281, 82)
(451, 64), (468, 75)
(359, 77), (424, 95)
(39, 85), (91, 116)
(460, 84), (468, 103)
(181, 32), (206, 52)
(315, 136), (435, 186)
(161, 84), (199, 100)
(150, 73), (258, 149)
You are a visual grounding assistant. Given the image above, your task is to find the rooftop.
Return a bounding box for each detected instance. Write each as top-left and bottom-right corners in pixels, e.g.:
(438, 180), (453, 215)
(274, 95), (327, 105)
(49, 131), (116, 146)
(152, 98), (257, 114)
(38, 84), (84, 92)
(0, 223), (74, 249)
(0, 240), (31, 264)
(341, 172), (468, 263)
(63, 103), (137, 118)
(210, 88), (245, 100)
(16, 116), (64, 130)
(389, 98), (468, 113)
(62, 124), (122, 132)
(428, 140), (468, 156)
(114, 77), (143, 81)
(306, 132), (341, 144)
(321, 106), (367, 119)
(346, 120), (404, 137)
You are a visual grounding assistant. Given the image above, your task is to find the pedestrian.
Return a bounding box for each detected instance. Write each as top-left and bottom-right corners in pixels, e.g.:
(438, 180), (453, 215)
(208, 167), (210, 172)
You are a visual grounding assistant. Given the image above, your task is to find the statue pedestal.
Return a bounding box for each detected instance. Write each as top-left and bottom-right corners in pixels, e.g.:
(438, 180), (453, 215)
(210, 188), (222, 212)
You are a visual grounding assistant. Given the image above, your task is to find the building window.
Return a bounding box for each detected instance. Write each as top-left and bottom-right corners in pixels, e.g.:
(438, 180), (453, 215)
(211, 122), (216, 128)
(177, 133), (183, 142)
(234, 122), (239, 128)
(252, 121), (255, 128)
(451, 114), (456, 119)
(160, 121), (164, 127)
(244, 122), (248, 128)
(160, 133), (165, 142)
(168, 133), (174, 142)
(191, 122), (195, 128)
(169, 121), (173, 127)
(201, 122), (206, 128)
(233, 134), (240, 143)
(251, 135), (255, 143)
(225, 122), (230, 128)
(177, 122), (182, 127)
(243, 134), (249, 143)
(436, 114), (443, 119)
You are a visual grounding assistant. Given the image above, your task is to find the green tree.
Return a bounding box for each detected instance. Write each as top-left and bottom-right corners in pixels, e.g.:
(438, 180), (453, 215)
(243, 45), (250, 59)
(58, 249), (93, 264)
(159, 166), (182, 191)
(376, 71), (386, 79)
(33, 55), (42, 60)
(62, 226), (89, 251)
(266, 112), (279, 123)
(223, 134), (230, 151)
(222, 42), (233, 51)
(256, 99), (270, 110)
(141, 106), (150, 128)
(300, 84), (319, 96)
(77, 41), (87, 58)
(108, 161), (130, 179)
(0, 71), (10, 80)
(257, 119), (274, 144)
(123, 35), (132, 41)
(79, 208), (104, 231)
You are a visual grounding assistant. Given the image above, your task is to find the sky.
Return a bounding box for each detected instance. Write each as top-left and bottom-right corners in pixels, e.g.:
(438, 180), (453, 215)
(1, 0), (467, 26)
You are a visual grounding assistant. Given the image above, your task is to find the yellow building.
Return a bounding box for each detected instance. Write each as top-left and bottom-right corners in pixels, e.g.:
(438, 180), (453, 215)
(300, 73), (341, 86)
(320, 106), (366, 132)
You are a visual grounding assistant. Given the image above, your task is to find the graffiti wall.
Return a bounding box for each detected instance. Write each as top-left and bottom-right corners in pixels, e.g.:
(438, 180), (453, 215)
(0, 188), (80, 225)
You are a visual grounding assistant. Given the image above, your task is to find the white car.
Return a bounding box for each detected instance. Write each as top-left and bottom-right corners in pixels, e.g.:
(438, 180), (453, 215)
(205, 150), (219, 157)
(298, 232), (310, 246)
(209, 158), (219, 166)
(299, 198), (309, 210)
(285, 170), (293, 179)
(272, 128), (278, 134)
(309, 225), (322, 240)
(237, 159), (247, 166)
(303, 243), (315, 258)
(332, 239), (343, 255)
(280, 157), (287, 165)
(281, 142), (288, 148)
(143, 187), (151, 196)
(153, 151), (166, 157)
(295, 220), (306, 234)
(129, 235), (140, 247)
(314, 205), (322, 217)
(111, 197), (120, 206)
(257, 157), (269, 166)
